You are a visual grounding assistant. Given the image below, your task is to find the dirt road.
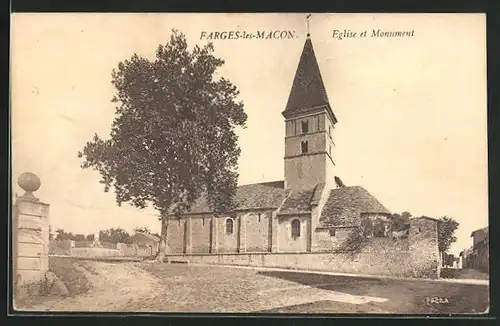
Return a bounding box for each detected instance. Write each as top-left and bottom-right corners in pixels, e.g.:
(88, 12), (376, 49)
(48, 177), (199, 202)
(18, 260), (489, 314)
(25, 260), (160, 312)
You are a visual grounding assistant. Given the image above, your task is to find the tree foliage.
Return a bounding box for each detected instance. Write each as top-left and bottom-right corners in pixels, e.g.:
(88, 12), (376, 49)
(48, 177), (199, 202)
(99, 228), (132, 244)
(437, 216), (459, 253)
(359, 216), (373, 238)
(134, 226), (151, 234)
(73, 234), (86, 241)
(389, 211), (412, 232)
(77, 30), (247, 220)
(55, 229), (75, 241)
(444, 253), (456, 266)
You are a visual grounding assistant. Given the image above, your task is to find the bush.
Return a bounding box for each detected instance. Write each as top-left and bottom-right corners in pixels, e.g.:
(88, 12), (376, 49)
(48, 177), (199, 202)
(373, 219), (386, 237)
(360, 217), (373, 237)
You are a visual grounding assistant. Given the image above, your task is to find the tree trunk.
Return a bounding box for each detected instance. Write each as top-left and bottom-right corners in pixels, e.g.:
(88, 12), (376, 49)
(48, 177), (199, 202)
(154, 216), (168, 262)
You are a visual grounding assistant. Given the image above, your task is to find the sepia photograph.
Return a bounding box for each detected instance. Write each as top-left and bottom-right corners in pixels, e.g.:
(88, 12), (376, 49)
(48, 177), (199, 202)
(10, 13), (489, 314)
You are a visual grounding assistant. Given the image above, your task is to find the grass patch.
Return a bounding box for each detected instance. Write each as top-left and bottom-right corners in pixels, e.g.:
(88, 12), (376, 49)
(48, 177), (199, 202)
(49, 256), (93, 296)
(14, 256), (94, 310)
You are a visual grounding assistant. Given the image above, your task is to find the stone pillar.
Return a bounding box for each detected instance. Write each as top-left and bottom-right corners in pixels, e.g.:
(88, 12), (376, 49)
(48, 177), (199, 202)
(210, 216), (218, 253)
(185, 217), (192, 254)
(238, 214), (247, 253)
(270, 213), (279, 252)
(13, 172), (50, 290)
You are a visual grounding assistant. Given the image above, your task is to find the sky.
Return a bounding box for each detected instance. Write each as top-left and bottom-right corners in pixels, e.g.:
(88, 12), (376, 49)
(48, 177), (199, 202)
(11, 13), (487, 255)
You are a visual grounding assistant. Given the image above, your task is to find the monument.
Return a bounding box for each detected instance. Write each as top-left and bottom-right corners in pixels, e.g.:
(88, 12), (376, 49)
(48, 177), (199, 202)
(12, 172), (50, 292)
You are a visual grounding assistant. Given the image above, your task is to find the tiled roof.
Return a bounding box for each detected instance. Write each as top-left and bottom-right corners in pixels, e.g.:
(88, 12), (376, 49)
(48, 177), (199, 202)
(277, 186), (317, 215)
(283, 37), (337, 124)
(186, 181), (290, 214)
(319, 186), (390, 228)
(132, 231), (160, 245)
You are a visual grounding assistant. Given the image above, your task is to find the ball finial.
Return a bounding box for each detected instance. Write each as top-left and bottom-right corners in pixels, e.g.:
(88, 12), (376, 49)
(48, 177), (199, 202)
(18, 172), (41, 197)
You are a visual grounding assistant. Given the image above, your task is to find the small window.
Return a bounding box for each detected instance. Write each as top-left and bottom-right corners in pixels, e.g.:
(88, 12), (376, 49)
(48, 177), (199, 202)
(329, 229), (336, 237)
(202, 218), (205, 226)
(417, 227), (422, 233)
(258, 214), (261, 222)
(301, 141), (308, 154)
(226, 218), (234, 235)
(291, 219), (301, 238)
(177, 219), (181, 227)
(301, 120), (309, 134)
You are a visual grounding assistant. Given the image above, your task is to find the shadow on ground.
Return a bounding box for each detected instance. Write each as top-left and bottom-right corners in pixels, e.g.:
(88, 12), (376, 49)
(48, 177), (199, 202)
(257, 271), (489, 314)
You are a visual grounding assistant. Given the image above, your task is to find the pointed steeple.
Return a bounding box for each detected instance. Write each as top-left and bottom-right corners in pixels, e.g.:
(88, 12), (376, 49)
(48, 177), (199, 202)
(283, 36), (337, 124)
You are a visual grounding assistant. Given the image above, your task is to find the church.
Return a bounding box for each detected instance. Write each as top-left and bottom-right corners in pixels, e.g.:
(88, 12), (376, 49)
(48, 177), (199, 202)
(163, 34), (393, 256)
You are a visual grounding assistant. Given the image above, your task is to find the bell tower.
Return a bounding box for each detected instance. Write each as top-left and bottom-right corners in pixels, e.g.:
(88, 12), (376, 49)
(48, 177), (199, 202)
(283, 32), (337, 190)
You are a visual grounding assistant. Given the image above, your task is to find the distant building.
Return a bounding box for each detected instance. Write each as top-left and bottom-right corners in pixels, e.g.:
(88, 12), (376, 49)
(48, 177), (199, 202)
(131, 231), (160, 255)
(469, 227), (489, 272)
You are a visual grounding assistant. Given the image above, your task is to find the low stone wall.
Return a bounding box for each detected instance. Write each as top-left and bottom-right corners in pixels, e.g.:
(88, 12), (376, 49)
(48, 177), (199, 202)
(165, 238), (439, 279)
(116, 243), (138, 256)
(70, 247), (123, 258)
(49, 241), (143, 258)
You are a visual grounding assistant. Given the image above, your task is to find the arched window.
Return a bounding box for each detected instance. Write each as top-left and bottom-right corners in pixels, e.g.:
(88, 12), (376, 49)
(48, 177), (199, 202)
(226, 218), (234, 235)
(291, 219), (301, 238)
(301, 141), (308, 154)
(301, 120), (309, 134)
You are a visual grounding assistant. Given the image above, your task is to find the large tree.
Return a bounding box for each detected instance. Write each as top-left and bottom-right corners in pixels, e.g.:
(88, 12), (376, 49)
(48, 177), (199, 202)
(437, 216), (459, 253)
(78, 30), (247, 260)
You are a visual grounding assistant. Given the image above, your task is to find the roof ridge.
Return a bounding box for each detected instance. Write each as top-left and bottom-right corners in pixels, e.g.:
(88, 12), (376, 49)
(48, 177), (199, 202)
(276, 188), (294, 215)
(237, 180), (285, 188)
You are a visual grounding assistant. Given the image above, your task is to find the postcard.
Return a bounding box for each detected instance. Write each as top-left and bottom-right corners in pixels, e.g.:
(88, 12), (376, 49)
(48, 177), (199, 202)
(10, 13), (488, 314)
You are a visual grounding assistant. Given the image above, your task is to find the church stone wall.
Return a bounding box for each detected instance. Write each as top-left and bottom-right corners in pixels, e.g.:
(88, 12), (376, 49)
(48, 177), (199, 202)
(285, 133), (326, 157)
(284, 154), (327, 189)
(191, 216), (211, 253)
(285, 113), (325, 137)
(163, 216), (440, 279)
(277, 215), (311, 252)
(166, 219), (186, 253)
(244, 211), (272, 252)
(216, 215), (239, 253)
(312, 227), (354, 252)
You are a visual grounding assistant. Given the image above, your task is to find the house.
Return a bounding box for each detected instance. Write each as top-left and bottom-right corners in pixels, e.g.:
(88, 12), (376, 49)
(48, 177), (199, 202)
(131, 231), (160, 256)
(161, 33), (441, 278)
(469, 227), (489, 272)
(459, 247), (473, 269)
